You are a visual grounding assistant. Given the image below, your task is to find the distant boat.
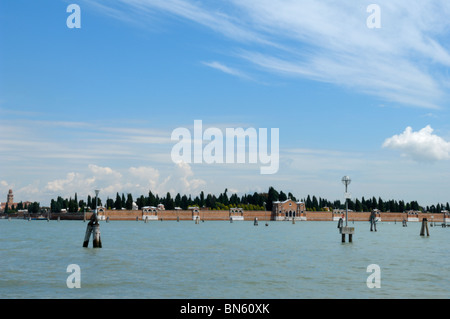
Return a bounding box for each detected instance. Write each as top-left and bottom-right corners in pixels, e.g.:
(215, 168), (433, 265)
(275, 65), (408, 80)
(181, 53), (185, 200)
(31, 215), (47, 220)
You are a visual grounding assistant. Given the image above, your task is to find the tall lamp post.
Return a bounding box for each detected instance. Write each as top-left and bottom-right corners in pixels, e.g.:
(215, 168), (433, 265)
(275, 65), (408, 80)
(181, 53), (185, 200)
(342, 176), (351, 227)
(95, 189), (100, 219)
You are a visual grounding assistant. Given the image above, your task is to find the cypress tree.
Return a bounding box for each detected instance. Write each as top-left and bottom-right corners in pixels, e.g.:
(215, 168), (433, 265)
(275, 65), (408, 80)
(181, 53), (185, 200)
(267, 187), (279, 211)
(115, 193), (122, 210)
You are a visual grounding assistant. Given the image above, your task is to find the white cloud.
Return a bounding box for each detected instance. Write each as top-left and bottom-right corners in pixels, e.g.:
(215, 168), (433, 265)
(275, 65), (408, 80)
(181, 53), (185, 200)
(41, 162), (206, 203)
(45, 172), (95, 193)
(44, 165), (123, 198)
(129, 166), (160, 180)
(157, 161), (206, 195)
(173, 161), (206, 191)
(129, 166), (160, 192)
(382, 126), (450, 162)
(88, 164), (122, 179)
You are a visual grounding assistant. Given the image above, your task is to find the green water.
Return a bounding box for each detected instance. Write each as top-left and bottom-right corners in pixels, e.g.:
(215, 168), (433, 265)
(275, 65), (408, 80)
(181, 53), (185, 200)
(0, 219), (448, 299)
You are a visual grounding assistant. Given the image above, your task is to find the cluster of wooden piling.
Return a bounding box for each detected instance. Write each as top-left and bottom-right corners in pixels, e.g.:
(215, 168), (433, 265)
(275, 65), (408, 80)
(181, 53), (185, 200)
(83, 213), (102, 248)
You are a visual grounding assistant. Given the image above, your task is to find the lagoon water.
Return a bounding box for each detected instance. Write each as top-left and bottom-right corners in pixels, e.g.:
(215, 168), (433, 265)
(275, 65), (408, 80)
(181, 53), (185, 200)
(0, 219), (448, 299)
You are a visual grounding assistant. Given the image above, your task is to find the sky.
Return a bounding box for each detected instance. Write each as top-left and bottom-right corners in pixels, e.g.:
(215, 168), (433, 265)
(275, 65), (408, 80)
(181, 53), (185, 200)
(1, 0), (450, 207)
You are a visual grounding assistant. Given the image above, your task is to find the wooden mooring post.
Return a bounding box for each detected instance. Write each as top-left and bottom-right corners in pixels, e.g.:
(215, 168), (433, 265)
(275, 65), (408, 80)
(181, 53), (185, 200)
(337, 218), (343, 229)
(370, 211), (377, 232)
(83, 213), (102, 248)
(420, 218), (430, 237)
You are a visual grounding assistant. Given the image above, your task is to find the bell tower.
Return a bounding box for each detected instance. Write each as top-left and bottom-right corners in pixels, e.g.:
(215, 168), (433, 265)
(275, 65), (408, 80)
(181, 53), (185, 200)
(7, 189), (13, 206)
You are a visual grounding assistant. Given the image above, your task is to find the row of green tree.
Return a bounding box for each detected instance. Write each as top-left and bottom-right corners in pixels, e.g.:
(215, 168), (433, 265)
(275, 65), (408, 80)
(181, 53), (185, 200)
(50, 193), (100, 213)
(44, 186), (450, 214)
(3, 201), (41, 214)
(49, 189), (266, 212)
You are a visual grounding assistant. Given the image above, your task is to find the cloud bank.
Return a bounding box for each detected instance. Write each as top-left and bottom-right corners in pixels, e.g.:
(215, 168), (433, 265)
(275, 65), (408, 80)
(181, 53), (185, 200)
(42, 162), (206, 201)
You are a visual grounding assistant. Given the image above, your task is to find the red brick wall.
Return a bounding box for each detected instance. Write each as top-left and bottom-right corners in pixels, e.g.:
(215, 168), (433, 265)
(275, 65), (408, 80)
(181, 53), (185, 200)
(50, 210), (447, 222)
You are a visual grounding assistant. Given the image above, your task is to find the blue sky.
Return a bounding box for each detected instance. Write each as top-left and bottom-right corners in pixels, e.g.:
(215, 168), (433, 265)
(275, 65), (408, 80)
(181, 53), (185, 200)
(1, 0), (450, 207)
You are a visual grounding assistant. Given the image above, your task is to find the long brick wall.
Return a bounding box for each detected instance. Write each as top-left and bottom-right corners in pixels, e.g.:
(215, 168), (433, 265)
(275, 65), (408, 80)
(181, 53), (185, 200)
(42, 210), (448, 222)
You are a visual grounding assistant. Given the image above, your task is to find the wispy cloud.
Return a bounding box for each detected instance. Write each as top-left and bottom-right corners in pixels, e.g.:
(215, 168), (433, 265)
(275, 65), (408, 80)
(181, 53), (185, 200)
(85, 0), (450, 109)
(202, 61), (251, 80)
(0, 119), (173, 162)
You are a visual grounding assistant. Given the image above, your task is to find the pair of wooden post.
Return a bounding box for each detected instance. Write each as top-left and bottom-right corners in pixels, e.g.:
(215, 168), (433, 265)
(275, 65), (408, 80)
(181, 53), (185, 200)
(342, 233), (353, 243)
(340, 227), (354, 243)
(337, 218), (354, 242)
(83, 213), (102, 248)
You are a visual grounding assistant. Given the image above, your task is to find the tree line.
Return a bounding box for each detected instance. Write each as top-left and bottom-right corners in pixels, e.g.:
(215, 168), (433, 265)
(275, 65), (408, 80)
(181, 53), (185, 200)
(3, 201), (41, 214)
(43, 186), (449, 214)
